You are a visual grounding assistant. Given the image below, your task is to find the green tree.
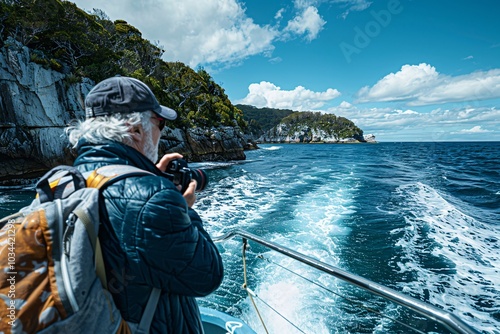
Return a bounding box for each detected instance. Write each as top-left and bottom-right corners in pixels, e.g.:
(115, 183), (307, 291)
(1, 0), (246, 131)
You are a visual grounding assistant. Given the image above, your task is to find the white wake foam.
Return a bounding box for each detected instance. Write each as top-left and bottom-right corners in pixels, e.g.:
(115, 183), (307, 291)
(391, 182), (500, 333)
(198, 164), (359, 333)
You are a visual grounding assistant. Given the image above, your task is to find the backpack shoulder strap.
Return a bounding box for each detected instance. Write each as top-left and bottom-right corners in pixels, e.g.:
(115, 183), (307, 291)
(83, 164), (161, 333)
(85, 165), (155, 189)
(33, 164), (153, 203)
(135, 288), (161, 334)
(82, 164), (155, 289)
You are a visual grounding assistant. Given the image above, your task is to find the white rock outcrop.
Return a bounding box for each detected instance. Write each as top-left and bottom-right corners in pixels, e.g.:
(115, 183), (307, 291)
(363, 134), (377, 143)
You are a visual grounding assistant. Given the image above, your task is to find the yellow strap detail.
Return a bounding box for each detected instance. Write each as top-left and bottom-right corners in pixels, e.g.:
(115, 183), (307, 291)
(86, 170), (116, 189)
(86, 170), (104, 188)
(49, 179), (60, 189)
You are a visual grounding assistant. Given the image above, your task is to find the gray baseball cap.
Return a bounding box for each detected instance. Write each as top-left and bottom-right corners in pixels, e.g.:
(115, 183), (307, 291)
(85, 76), (177, 120)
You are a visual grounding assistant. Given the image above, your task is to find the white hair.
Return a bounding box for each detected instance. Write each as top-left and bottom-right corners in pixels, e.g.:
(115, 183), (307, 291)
(65, 111), (158, 162)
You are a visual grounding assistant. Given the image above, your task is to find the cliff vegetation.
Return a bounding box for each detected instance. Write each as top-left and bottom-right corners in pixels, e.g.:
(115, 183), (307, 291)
(236, 104), (294, 137)
(0, 0), (246, 130)
(278, 111), (363, 139)
(237, 105), (366, 143)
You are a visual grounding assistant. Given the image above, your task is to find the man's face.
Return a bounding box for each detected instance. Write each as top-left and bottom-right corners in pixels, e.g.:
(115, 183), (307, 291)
(143, 116), (163, 163)
(128, 114), (164, 163)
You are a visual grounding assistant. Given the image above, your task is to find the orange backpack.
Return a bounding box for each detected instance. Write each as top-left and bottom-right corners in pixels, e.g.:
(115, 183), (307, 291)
(0, 165), (160, 333)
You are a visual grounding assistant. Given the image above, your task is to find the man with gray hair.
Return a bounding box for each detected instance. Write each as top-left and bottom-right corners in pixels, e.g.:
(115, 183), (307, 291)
(66, 76), (223, 333)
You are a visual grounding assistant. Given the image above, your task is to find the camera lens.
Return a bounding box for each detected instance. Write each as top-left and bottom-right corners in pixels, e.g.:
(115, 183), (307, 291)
(165, 159), (208, 192)
(190, 168), (208, 191)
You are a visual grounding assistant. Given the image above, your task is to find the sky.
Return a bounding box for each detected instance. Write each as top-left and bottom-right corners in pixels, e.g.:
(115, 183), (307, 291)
(70, 0), (500, 142)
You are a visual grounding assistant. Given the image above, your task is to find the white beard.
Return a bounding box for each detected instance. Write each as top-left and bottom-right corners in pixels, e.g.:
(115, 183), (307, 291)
(143, 133), (159, 163)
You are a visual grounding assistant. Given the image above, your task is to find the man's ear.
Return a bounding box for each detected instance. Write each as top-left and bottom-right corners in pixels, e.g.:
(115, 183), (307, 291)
(129, 124), (144, 143)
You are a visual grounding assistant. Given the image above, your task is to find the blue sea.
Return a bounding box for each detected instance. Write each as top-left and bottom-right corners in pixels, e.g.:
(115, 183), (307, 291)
(1, 142), (499, 333)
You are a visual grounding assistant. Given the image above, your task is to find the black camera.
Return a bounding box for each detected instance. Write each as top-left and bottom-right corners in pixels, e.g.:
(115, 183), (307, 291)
(165, 159), (208, 193)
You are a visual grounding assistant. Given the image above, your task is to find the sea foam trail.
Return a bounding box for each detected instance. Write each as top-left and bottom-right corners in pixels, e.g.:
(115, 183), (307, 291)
(238, 176), (358, 333)
(199, 163), (360, 333)
(391, 182), (500, 334)
(261, 145), (282, 151)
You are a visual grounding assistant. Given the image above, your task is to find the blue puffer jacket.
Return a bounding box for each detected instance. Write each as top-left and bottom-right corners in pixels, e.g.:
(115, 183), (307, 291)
(73, 140), (224, 333)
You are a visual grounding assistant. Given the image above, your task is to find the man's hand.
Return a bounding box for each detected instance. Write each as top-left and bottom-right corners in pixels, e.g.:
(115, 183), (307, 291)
(156, 153), (183, 172)
(156, 152), (196, 207)
(183, 180), (197, 208)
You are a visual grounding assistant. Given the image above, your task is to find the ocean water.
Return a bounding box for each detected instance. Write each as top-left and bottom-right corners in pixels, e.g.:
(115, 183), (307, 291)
(1, 142), (499, 333)
(194, 142), (500, 334)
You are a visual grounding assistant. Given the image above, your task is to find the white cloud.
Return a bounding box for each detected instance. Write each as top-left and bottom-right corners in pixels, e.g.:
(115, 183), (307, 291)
(356, 63), (440, 102)
(356, 64), (500, 106)
(237, 81), (341, 110)
(269, 57), (283, 64)
(339, 101), (353, 108)
(283, 6), (326, 41)
(416, 69), (500, 105)
(453, 126), (492, 134)
(71, 0), (278, 68)
(275, 8), (285, 20)
(327, 102), (499, 141)
(70, 0), (329, 69)
(332, 0), (373, 18)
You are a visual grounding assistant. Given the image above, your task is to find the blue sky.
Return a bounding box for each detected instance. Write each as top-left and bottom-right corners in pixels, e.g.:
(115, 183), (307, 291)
(71, 0), (500, 142)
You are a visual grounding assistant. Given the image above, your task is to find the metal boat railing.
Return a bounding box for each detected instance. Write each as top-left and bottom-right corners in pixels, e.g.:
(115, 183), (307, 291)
(213, 229), (480, 334)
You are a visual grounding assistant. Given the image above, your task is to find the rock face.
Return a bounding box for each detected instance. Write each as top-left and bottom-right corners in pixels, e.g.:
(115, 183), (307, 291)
(0, 38), (91, 184)
(363, 134), (377, 143)
(160, 126), (250, 162)
(0, 39), (247, 185)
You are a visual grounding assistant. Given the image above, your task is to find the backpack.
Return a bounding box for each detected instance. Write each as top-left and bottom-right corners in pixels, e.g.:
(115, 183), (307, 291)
(0, 165), (161, 334)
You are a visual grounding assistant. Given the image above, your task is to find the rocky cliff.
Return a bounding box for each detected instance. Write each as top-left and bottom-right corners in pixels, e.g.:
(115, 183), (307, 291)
(258, 119), (376, 144)
(0, 39), (248, 185)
